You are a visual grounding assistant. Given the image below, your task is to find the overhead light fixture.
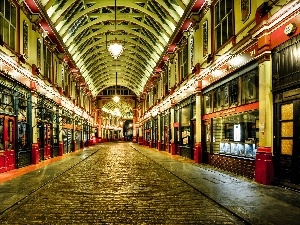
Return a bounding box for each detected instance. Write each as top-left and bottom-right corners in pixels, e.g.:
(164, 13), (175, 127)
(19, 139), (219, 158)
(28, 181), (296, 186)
(106, 0), (125, 59)
(113, 95), (120, 103)
(113, 60), (120, 103)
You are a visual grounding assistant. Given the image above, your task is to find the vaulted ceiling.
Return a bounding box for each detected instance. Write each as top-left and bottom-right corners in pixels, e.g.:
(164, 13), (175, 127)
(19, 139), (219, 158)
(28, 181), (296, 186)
(37, 0), (196, 96)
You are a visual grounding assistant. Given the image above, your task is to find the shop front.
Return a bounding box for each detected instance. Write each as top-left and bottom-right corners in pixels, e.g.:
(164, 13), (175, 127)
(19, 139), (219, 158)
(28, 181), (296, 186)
(272, 34), (300, 189)
(61, 108), (74, 153)
(16, 86), (31, 168)
(0, 83), (16, 172)
(177, 96), (195, 159)
(74, 117), (82, 150)
(0, 74), (34, 171)
(83, 121), (89, 147)
(151, 116), (158, 149)
(36, 96), (57, 161)
(202, 63), (259, 179)
(144, 120), (151, 146)
(174, 105), (180, 154)
(52, 106), (59, 157)
(160, 109), (170, 152)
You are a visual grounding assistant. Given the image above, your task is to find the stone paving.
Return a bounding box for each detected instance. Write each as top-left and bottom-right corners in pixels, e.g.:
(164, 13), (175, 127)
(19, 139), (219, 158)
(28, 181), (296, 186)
(132, 144), (300, 225)
(0, 143), (244, 225)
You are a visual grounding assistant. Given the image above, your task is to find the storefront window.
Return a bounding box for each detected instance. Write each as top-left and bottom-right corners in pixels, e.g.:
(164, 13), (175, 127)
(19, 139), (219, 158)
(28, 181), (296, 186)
(242, 69), (258, 104)
(0, 0), (16, 50)
(229, 79), (239, 107)
(204, 93), (212, 114)
(0, 118), (4, 150)
(212, 110), (258, 157)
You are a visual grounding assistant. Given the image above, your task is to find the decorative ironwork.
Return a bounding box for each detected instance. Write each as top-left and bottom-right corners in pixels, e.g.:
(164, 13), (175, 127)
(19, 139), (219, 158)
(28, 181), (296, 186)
(241, 0), (251, 22)
(190, 36), (194, 67)
(203, 20), (208, 57)
(23, 21), (28, 57)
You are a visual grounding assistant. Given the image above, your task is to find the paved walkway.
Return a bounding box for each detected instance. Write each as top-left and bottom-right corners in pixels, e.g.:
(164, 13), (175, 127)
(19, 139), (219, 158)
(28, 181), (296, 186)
(0, 142), (299, 224)
(132, 144), (300, 225)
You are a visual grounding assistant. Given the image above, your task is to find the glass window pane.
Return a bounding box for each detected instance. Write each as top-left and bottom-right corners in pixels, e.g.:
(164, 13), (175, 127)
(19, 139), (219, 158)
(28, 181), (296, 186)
(3, 20), (9, 43)
(216, 25), (221, 49)
(281, 122), (293, 137)
(228, 13), (233, 38)
(0, 0), (4, 15)
(0, 17), (3, 36)
(215, 2), (219, 25)
(281, 103), (293, 120)
(4, 0), (9, 20)
(8, 119), (14, 150)
(10, 25), (15, 50)
(220, 0), (225, 20)
(226, 0), (233, 14)
(0, 118), (4, 151)
(222, 20), (227, 44)
(11, 5), (16, 27)
(281, 139), (293, 155)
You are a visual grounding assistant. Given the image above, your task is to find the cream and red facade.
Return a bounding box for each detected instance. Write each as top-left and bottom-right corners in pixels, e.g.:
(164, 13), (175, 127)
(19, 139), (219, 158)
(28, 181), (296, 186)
(0, 0), (97, 172)
(139, 0), (300, 188)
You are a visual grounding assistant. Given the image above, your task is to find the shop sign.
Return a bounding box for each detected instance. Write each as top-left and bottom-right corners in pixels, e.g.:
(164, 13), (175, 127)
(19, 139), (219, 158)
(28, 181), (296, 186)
(202, 102), (259, 119)
(216, 108), (236, 116)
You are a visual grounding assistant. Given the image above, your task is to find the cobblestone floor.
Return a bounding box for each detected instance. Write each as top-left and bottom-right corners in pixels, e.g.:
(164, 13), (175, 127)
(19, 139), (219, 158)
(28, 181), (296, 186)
(0, 143), (244, 225)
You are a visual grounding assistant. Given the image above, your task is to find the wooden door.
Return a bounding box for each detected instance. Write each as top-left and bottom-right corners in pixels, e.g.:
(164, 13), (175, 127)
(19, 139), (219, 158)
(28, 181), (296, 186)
(0, 116), (16, 172)
(275, 101), (300, 187)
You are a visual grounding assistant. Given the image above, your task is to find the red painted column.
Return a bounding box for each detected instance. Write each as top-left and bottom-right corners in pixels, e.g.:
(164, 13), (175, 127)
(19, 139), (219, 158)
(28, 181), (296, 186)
(31, 143), (39, 164)
(255, 146), (274, 185)
(58, 141), (64, 156)
(44, 145), (50, 159)
(194, 142), (203, 163)
(73, 140), (76, 151)
(157, 140), (161, 150)
(0, 151), (6, 172)
(132, 136), (137, 143)
(149, 140), (152, 148)
(171, 142), (176, 155)
(138, 137), (143, 145)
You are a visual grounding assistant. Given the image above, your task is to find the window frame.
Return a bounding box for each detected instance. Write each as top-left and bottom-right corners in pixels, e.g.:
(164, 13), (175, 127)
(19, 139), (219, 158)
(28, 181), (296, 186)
(213, 0), (234, 51)
(43, 42), (52, 80)
(0, 0), (16, 50)
(179, 44), (189, 80)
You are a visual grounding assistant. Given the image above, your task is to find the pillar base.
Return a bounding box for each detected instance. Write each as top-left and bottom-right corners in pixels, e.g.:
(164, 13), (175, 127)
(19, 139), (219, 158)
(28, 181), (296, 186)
(31, 143), (39, 164)
(132, 136), (137, 143)
(58, 142), (64, 156)
(73, 140), (76, 151)
(138, 137), (143, 145)
(149, 140), (152, 148)
(157, 141), (162, 150)
(171, 142), (176, 155)
(194, 142), (203, 163)
(255, 147), (274, 185)
(44, 145), (51, 159)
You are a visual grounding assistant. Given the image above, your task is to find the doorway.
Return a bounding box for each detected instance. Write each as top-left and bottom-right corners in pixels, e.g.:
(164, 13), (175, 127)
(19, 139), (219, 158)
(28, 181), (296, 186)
(0, 116), (16, 172)
(274, 100), (300, 188)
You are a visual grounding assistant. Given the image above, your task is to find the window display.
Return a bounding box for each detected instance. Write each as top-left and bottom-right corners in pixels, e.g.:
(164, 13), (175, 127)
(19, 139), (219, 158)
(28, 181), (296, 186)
(213, 110), (258, 157)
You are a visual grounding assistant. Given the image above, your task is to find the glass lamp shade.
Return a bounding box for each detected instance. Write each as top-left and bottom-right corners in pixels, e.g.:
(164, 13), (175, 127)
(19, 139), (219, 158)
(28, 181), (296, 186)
(113, 95), (120, 103)
(108, 40), (124, 59)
